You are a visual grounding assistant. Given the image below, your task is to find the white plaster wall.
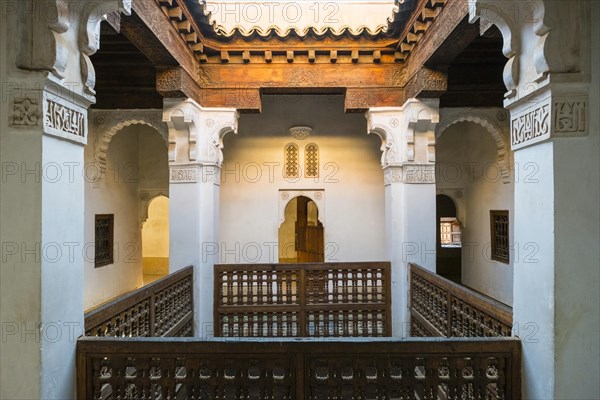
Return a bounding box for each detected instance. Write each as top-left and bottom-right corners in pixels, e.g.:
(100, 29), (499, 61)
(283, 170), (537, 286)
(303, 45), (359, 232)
(0, 12), (42, 397)
(553, 1), (600, 396)
(138, 130), (169, 190)
(142, 196), (170, 258)
(84, 124), (168, 309)
(219, 95), (386, 263)
(437, 121), (514, 305)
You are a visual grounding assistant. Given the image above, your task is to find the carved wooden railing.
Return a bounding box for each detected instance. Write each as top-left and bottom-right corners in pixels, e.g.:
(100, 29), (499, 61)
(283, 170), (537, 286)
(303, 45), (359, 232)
(410, 263), (513, 337)
(77, 336), (521, 399)
(84, 266), (193, 337)
(215, 262), (391, 337)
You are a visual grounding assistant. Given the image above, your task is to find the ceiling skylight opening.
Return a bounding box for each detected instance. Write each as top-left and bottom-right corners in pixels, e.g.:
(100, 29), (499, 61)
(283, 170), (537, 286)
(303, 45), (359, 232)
(202, 0), (401, 37)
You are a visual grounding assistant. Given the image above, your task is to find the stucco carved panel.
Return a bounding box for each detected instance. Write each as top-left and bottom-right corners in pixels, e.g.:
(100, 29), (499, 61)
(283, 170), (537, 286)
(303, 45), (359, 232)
(170, 164), (221, 184)
(510, 89), (588, 150)
(12, 97), (42, 127)
(41, 87), (88, 145)
(383, 164), (435, 185)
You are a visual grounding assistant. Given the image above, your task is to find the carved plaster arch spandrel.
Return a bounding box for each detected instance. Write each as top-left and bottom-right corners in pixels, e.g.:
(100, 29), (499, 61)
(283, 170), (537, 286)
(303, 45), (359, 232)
(437, 110), (511, 184)
(469, 0), (521, 99)
(93, 109), (168, 175)
(278, 190), (325, 227)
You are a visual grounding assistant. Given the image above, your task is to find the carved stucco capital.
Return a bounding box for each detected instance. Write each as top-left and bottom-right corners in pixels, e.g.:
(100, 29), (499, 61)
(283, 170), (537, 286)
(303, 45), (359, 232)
(469, 0), (590, 106)
(16, 0), (132, 99)
(163, 98), (239, 166)
(16, 1), (71, 79)
(468, 0), (521, 100)
(367, 99), (439, 169)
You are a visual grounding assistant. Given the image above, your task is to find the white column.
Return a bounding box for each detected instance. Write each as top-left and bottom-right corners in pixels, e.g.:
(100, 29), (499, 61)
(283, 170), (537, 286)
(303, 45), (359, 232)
(163, 98), (238, 338)
(1, 1), (131, 398)
(471, 0), (599, 397)
(367, 99), (439, 337)
(509, 83), (598, 398)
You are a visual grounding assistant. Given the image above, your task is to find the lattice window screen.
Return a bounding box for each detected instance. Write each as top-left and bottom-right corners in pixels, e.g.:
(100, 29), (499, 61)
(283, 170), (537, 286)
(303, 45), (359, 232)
(305, 143), (319, 178)
(95, 214), (114, 267)
(284, 143), (299, 178)
(490, 210), (509, 264)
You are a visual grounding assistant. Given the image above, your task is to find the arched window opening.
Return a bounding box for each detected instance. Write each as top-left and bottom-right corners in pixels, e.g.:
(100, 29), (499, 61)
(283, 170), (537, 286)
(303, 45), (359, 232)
(305, 143), (319, 178)
(284, 143), (300, 179)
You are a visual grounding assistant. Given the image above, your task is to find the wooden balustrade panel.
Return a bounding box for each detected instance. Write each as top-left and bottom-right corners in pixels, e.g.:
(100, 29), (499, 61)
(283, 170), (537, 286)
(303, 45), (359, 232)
(84, 266), (194, 337)
(77, 337), (521, 400)
(215, 262), (391, 337)
(409, 263), (513, 338)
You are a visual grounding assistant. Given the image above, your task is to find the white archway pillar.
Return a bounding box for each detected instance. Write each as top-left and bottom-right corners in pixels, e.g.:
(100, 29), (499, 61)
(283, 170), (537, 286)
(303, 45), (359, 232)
(470, 0), (598, 397)
(367, 98), (439, 337)
(163, 98), (238, 338)
(1, 1), (132, 398)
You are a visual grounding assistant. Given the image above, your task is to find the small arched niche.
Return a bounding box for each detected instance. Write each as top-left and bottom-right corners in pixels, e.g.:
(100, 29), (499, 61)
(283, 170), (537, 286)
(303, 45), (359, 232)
(279, 196), (324, 263)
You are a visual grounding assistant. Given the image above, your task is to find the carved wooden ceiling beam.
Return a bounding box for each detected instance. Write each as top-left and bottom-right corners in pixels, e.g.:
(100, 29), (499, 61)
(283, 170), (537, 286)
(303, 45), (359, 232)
(157, 0), (208, 62)
(122, 0), (201, 78)
(115, 0), (465, 111)
(403, 0), (470, 79)
(152, 0), (448, 66)
(395, 0), (448, 61)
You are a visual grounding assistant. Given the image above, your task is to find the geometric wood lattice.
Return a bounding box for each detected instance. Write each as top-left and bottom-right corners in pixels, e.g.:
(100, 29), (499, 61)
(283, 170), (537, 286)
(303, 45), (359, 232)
(490, 210), (509, 264)
(94, 214), (114, 268)
(305, 143), (319, 178)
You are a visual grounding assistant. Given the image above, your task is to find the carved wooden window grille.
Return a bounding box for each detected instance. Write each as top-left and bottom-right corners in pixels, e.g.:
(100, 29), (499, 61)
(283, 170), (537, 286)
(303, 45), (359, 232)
(284, 143), (299, 178)
(490, 210), (509, 264)
(440, 217), (461, 248)
(95, 214), (114, 268)
(305, 143), (319, 178)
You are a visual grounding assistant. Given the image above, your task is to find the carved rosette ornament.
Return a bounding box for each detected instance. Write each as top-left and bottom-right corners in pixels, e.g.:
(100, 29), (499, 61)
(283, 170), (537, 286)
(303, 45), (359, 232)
(12, 98), (41, 127)
(289, 126), (312, 140)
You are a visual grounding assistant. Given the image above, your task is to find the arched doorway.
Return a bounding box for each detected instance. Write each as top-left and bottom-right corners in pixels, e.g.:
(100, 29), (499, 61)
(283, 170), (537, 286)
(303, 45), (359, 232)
(436, 194), (462, 283)
(279, 196), (324, 263)
(142, 195), (170, 283)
